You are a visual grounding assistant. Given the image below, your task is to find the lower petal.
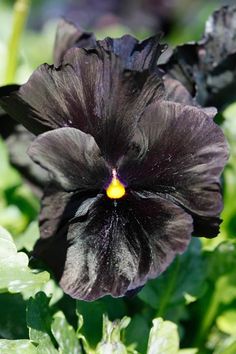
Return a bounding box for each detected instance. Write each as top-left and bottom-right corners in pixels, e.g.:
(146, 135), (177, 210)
(57, 191), (193, 300)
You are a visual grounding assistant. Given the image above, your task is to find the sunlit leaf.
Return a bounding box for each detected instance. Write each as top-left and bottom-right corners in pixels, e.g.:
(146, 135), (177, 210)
(0, 227), (49, 294)
(147, 318), (179, 354)
(51, 311), (81, 354)
(0, 339), (37, 354)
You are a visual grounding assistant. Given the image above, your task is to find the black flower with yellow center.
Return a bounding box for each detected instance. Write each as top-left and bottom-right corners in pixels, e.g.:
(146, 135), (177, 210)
(0, 21), (228, 300)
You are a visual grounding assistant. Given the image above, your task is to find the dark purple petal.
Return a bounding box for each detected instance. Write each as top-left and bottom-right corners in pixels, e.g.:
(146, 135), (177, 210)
(0, 47), (163, 163)
(53, 18), (96, 67)
(163, 75), (196, 106)
(28, 127), (109, 192)
(119, 101), (228, 237)
(163, 75), (217, 119)
(98, 34), (166, 71)
(33, 190), (192, 300)
(54, 18), (166, 72)
(32, 184), (98, 279)
(162, 6), (236, 109)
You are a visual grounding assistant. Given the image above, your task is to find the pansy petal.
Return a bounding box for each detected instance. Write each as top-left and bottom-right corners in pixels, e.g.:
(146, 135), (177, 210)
(34, 191), (192, 300)
(163, 75), (196, 106)
(32, 183), (97, 277)
(54, 19), (166, 71)
(119, 101), (228, 237)
(162, 6), (236, 109)
(28, 127), (109, 192)
(98, 34), (166, 71)
(0, 47), (163, 162)
(53, 18), (96, 67)
(163, 75), (217, 119)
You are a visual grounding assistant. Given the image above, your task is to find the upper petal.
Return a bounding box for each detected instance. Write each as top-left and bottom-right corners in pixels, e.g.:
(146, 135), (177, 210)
(119, 101), (228, 237)
(53, 18), (96, 67)
(54, 19), (166, 72)
(0, 47), (164, 163)
(98, 34), (166, 71)
(28, 127), (109, 192)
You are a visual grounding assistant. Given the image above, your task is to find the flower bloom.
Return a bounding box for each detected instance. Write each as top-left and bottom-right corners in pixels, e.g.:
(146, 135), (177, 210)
(162, 5), (236, 110)
(0, 21), (228, 300)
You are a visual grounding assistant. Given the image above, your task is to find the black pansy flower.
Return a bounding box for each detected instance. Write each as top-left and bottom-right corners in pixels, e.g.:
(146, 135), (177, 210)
(162, 6), (236, 110)
(0, 22), (228, 300)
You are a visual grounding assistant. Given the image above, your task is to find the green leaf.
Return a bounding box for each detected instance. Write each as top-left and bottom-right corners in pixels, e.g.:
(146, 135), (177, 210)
(217, 310), (236, 335)
(206, 242), (236, 281)
(51, 311), (81, 354)
(214, 273), (236, 307)
(147, 318), (179, 354)
(27, 292), (57, 354)
(0, 339), (37, 354)
(138, 239), (206, 314)
(15, 221), (40, 251)
(125, 314), (150, 353)
(0, 138), (21, 191)
(0, 226), (49, 294)
(0, 293), (28, 339)
(213, 336), (236, 354)
(76, 296), (127, 347)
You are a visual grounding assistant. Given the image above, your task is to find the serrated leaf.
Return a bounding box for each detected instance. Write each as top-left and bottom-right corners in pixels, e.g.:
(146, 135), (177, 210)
(51, 311), (81, 354)
(0, 227), (49, 294)
(147, 318), (179, 354)
(0, 339), (37, 354)
(27, 292), (58, 353)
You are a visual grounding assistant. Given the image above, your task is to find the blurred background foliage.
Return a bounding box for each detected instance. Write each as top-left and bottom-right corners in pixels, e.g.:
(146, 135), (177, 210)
(0, 0), (236, 353)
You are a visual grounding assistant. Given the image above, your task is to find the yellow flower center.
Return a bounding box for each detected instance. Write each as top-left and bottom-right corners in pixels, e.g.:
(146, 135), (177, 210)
(106, 169), (126, 199)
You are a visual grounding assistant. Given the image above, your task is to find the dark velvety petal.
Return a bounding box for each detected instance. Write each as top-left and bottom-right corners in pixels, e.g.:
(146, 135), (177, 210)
(34, 190), (192, 300)
(0, 47), (163, 162)
(62, 192), (192, 300)
(0, 83), (51, 135)
(163, 75), (196, 106)
(98, 34), (166, 71)
(54, 19), (166, 72)
(163, 75), (218, 119)
(53, 18), (96, 67)
(119, 101), (228, 237)
(32, 184), (98, 278)
(28, 127), (109, 192)
(162, 6), (236, 109)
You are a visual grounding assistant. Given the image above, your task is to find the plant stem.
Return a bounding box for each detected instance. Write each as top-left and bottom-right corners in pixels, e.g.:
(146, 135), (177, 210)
(5, 0), (30, 84)
(156, 258), (180, 318)
(193, 288), (220, 349)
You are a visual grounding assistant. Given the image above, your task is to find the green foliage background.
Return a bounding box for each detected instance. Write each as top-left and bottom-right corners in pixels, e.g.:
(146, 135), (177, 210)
(0, 1), (236, 353)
